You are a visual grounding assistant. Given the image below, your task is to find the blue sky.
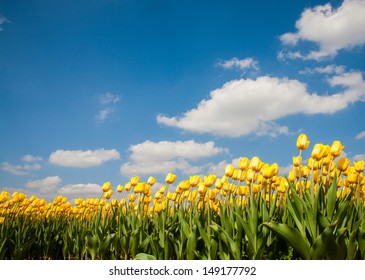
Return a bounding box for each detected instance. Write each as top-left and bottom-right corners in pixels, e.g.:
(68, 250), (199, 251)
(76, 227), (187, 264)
(1, 0), (365, 201)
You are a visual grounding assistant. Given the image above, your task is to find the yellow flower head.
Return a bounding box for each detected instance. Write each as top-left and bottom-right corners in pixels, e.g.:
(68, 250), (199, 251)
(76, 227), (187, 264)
(101, 181), (112, 193)
(147, 176), (157, 186)
(249, 156), (264, 172)
(224, 164), (235, 177)
(354, 160), (365, 173)
(165, 173), (177, 184)
(296, 133), (310, 151)
(330, 140), (344, 158)
(238, 157), (250, 171)
(337, 157), (350, 172)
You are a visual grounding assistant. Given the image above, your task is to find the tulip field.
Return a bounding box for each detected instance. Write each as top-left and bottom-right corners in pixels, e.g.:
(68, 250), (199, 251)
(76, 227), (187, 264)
(1, 134), (365, 260)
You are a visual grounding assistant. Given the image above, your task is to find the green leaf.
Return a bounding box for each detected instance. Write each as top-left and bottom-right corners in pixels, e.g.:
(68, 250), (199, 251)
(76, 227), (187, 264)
(358, 228), (365, 259)
(326, 174), (337, 221)
(263, 222), (310, 260)
(310, 224), (336, 260)
(134, 253), (156, 260)
(186, 225), (197, 260)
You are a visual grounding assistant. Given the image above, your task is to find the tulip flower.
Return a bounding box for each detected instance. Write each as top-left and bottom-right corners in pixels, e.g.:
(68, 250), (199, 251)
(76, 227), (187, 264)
(225, 164), (235, 177)
(296, 133), (310, 151)
(354, 160), (365, 173)
(147, 176), (157, 185)
(238, 157), (250, 171)
(165, 173), (177, 184)
(337, 157), (350, 172)
(330, 140), (344, 158)
(130, 176), (140, 186)
(249, 156), (264, 172)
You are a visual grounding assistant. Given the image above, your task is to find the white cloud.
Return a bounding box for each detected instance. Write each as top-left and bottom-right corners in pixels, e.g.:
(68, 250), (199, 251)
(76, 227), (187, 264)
(217, 57), (259, 71)
(353, 154), (365, 161)
(22, 154), (43, 162)
(280, 0), (365, 60)
(99, 92), (120, 105)
(95, 107), (114, 123)
(120, 140), (227, 176)
(49, 148), (120, 168)
(58, 183), (101, 196)
(299, 65), (346, 75)
(157, 72), (365, 137)
(355, 131), (365, 140)
(2, 162), (41, 176)
(0, 15), (9, 31)
(25, 176), (62, 193)
(95, 92), (121, 123)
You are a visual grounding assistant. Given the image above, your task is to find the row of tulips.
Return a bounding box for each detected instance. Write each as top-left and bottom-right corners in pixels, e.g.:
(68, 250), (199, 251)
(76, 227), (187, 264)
(1, 134), (365, 259)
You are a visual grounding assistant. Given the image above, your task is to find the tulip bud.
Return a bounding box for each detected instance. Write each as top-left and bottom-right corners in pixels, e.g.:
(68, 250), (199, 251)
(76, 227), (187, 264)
(292, 156), (302, 167)
(330, 140), (344, 158)
(101, 181), (112, 193)
(337, 157), (350, 172)
(165, 173), (177, 184)
(238, 157), (250, 171)
(225, 164), (235, 177)
(249, 156), (263, 172)
(354, 160), (365, 173)
(189, 175), (200, 187)
(147, 176), (156, 186)
(296, 133), (310, 150)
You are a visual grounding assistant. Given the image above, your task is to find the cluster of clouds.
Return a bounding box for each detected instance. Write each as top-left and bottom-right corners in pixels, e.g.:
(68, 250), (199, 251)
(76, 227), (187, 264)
(94, 92), (121, 124)
(157, 71), (365, 137)
(0, 15), (9, 31)
(2, 0), (365, 201)
(279, 0), (365, 60)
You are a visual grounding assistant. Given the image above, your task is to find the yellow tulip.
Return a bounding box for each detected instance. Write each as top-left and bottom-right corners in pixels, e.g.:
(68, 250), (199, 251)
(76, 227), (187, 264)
(238, 186), (249, 196)
(311, 143), (323, 160)
(249, 156), (264, 172)
(147, 176), (156, 185)
(238, 157), (250, 171)
(225, 164), (235, 177)
(165, 173), (177, 184)
(103, 189), (113, 199)
(130, 176), (140, 186)
(307, 157), (318, 170)
(296, 133), (310, 150)
(354, 160), (365, 173)
(116, 185), (124, 193)
(330, 140), (344, 158)
(133, 182), (146, 194)
(204, 174), (216, 188)
(0, 217), (4, 225)
(292, 156), (302, 167)
(189, 175), (200, 187)
(337, 157), (350, 172)
(0, 191), (9, 204)
(101, 181), (112, 192)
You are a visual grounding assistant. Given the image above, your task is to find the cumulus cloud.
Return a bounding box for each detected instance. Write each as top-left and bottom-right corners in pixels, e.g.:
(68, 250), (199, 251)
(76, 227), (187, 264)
(99, 92), (120, 104)
(299, 65), (346, 75)
(280, 0), (365, 60)
(95, 107), (114, 123)
(95, 92), (121, 123)
(353, 154), (365, 161)
(355, 131), (365, 140)
(58, 183), (101, 196)
(22, 154), (43, 162)
(0, 15), (9, 31)
(49, 148), (120, 168)
(157, 72), (365, 137)
(217, 57), (259, 71)
(120, 140), (227, 176)
(25, 176), (62, 193)
(2, 162), (41, 176)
